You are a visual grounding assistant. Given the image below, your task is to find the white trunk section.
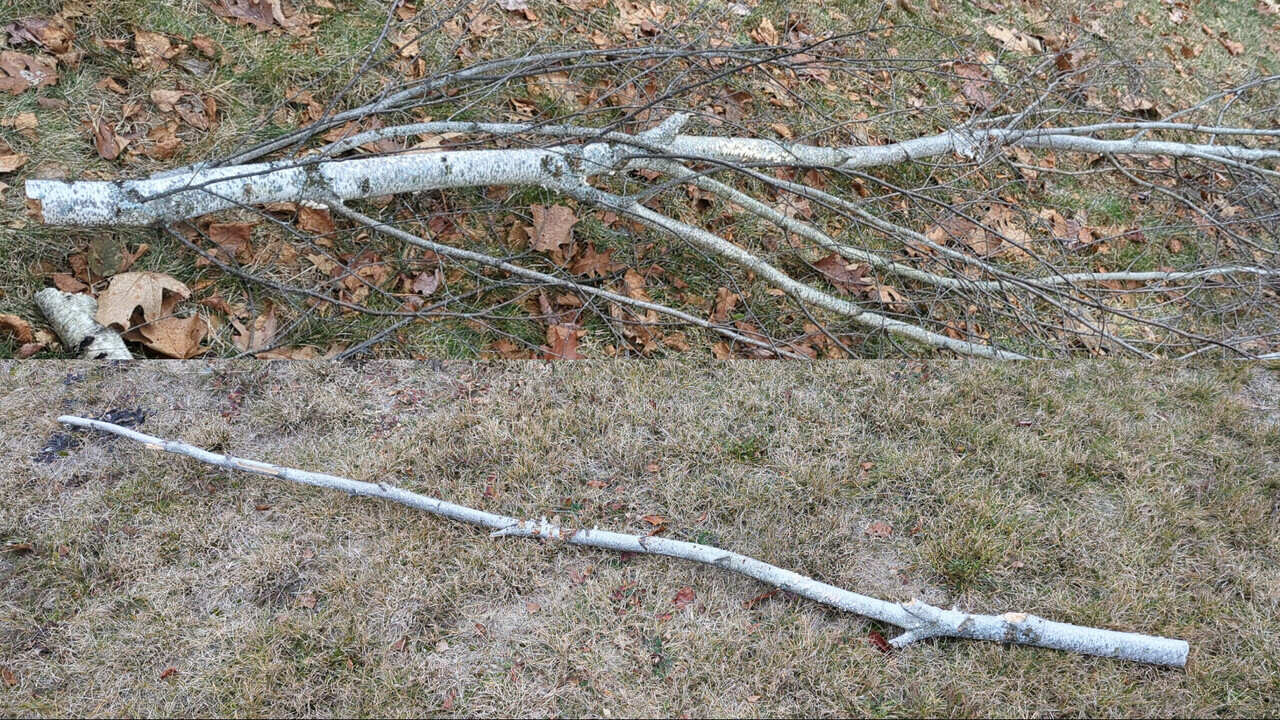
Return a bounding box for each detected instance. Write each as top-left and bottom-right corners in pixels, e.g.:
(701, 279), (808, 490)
(33, 288), (131, 360)
(57, 414), (1190, 668)
(25, 126), (1279, 227)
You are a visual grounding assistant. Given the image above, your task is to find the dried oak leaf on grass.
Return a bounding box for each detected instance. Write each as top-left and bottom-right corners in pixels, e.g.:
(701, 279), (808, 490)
(231, 302), (278, 354)
(0, 138), (28, 174)
(530, 204), (578, 263)
(814, 253), (872, 294)
(206, 0), (321, 37)
(95, 272), (207, 358)
(543, 323), (585, 359)
(0, 51), (58, 95)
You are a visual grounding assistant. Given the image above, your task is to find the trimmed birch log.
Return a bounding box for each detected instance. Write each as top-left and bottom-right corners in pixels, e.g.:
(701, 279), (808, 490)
(33, 288), (131, 360)
(57, 414), (1190, 668)
(25, 123), (1280, 227)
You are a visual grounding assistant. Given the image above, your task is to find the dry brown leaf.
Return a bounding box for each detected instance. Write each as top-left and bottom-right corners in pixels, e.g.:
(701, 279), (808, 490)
(297, 206), (336, 234)
(954, 62), (995, 110)
(984, 24), (1043, 54)
(865, 520), (893, 538)
(814, 253), (871, 294)
(543, 322), (584, 359)
(138, 314), (207, 358)
(672, 586), (695, 609)
(0, 314), (34, 343)
(95, 271), (192, 330)
(0, 51), (58, 95)
(530, 204), (577, 260)
(232, 303), (278, 353)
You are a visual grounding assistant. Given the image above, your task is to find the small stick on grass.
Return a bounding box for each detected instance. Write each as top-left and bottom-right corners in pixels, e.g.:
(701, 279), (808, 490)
(56, 414), (1189, 668)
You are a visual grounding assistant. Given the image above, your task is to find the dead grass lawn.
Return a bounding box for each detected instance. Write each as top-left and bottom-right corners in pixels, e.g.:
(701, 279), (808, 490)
(0, 361), (1277, 716)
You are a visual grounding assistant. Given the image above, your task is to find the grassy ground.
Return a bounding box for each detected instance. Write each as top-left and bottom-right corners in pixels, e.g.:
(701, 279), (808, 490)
(1, 361), (1277, 715)
(1, 1), (1277, 357)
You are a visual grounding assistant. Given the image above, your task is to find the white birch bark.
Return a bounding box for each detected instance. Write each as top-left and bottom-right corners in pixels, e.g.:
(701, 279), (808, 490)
(25, 124), (1279, 227)
(57, 414), (1190, 668)
(33, 288), (131, 360)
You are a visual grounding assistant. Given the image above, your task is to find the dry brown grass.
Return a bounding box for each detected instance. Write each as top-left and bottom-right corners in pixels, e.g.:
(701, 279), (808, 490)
(1, 361), (1277, 716)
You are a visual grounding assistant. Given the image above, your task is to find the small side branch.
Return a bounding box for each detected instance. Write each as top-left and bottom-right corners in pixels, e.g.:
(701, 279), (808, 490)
(56, 415), (1190, 668)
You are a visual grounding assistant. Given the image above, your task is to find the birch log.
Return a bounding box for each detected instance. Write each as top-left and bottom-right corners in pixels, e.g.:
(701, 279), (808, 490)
(33, 288), (131, 360)
(24, 122), (1280, 227)
(57, 414), (1190, 668)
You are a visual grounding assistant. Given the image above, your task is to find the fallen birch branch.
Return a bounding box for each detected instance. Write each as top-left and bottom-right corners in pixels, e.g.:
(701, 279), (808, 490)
(57, 414), (1190, 668)
(33, 288), (131, 360)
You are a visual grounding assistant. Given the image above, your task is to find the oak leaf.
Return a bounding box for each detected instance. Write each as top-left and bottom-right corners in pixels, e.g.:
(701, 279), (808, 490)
(530, 204), (577, 260)
(814, 253), (871, 294)
(137, 315), (207, 358)
(0, 314), (34, 343)
(95, 271), (192, 331)
(543, 323), (584, 360)
(0, 51), (57, 95)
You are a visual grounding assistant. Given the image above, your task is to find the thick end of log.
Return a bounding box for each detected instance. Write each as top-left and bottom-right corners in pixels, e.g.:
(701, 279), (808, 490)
(26, 179), (136, 226)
